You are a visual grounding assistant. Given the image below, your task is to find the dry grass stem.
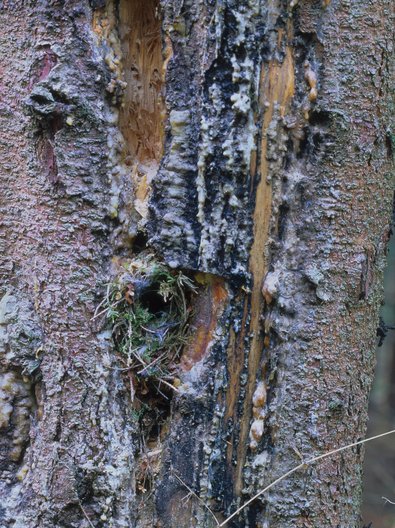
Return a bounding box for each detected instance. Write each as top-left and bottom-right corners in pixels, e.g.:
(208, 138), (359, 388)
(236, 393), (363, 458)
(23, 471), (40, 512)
(220, 429), (395, 527)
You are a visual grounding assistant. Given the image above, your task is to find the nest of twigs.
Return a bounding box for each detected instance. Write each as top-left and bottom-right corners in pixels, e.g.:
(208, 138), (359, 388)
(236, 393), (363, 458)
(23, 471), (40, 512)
(96, 254), (197, 389)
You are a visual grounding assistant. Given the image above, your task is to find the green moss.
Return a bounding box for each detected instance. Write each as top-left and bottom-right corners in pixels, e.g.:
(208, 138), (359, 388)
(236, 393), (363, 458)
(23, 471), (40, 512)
(100, 254), (196, 384)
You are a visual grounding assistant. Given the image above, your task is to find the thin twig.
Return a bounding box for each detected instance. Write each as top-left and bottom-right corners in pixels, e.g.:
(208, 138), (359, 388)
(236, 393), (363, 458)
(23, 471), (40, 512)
(77, 499), (96, 528)
(91, 304), (111, 321)
(141, 325), (157, 334)
(137, 352), (167, 375)
(91, 286), (121, 320)
(174, 473), (220, 526)
(130, 350), (148, 369)
(382, 496), (395, 505)
(181, 490), (194, 502)
(219, 429), (395, 527)
(156, 378), (180, 393)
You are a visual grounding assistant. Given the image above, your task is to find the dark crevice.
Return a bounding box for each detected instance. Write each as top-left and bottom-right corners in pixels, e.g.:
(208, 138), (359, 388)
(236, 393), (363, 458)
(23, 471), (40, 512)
(138, 284), (168, 314)
(296, 127), (309, 158)
(132, 232), (149, 253)
(283, 139), (294, 169)
(308, 109), (331, 126)
(74, 467), (95, 502)
(278, 203), (290, 240)
(385, 131), (393, 159)
(36, 115), (63, 184)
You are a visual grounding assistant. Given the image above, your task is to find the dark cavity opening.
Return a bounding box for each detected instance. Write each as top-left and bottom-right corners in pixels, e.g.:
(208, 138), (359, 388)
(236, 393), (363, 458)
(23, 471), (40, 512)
(139, 283), (168, 314)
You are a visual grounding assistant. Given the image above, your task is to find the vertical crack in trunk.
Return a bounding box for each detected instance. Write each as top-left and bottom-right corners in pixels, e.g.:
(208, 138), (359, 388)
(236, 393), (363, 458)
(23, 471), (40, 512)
(100, 4), (227, 526)
(118, 0), (165, 228)
(236, 33), (296, 496)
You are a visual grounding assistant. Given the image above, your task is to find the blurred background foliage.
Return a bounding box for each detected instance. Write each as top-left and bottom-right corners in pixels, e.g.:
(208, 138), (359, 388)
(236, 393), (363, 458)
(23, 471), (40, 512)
(362, 228), (395, 528)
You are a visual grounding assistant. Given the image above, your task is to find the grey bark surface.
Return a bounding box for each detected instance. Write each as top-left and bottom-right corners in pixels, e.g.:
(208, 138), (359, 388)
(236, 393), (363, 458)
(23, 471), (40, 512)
(0, 1), (393, 528)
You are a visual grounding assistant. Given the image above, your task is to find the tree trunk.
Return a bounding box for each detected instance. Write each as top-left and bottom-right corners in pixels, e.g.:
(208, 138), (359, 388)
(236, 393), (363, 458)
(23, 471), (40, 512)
(0, 1), (392, 527)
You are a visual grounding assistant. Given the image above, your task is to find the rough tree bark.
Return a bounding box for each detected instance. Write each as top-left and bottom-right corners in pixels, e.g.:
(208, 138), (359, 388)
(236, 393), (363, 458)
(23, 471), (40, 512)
(0, 1), (393, 528)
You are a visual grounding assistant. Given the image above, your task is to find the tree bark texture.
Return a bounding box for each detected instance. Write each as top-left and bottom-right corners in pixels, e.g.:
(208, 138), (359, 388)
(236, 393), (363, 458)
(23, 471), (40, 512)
(0, 1), (393, 528)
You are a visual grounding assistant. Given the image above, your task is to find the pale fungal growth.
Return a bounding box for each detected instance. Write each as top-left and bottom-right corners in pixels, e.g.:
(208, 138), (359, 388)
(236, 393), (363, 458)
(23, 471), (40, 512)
(230, 89), (251, 114)
(169, 110), (190, 146)
(230, 52), (255, 115)
(249, 380), (268, 449)
(261, 269), (281, 305)
(234, 10), (248, 46)
(230, 55), (254, 84)
(222, 137), (234, 169)
(304, 264), (324, 286)
(304, 60), (318, 102)
(149, 1), (260, 279)
(0, 371), (34, 462)
(16, 464), (29, 481)
(154, 107), (198, 256)
(0, 373), (14, 429)
(252, 381), (267, 409)
(249, 419), (264, 450)
(252, 451), (269, 469)
(93, 3), (125, 100)
(94, 4), (128, 225)
(106, 120), (127, 219)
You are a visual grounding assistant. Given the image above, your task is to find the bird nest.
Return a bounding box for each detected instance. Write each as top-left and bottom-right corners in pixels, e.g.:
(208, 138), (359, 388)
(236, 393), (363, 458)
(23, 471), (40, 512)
(96, 254), (197, 390)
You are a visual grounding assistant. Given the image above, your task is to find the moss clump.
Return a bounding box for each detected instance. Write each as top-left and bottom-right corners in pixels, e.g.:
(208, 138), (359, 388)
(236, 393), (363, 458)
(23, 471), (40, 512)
(99, 254), (196, 387)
